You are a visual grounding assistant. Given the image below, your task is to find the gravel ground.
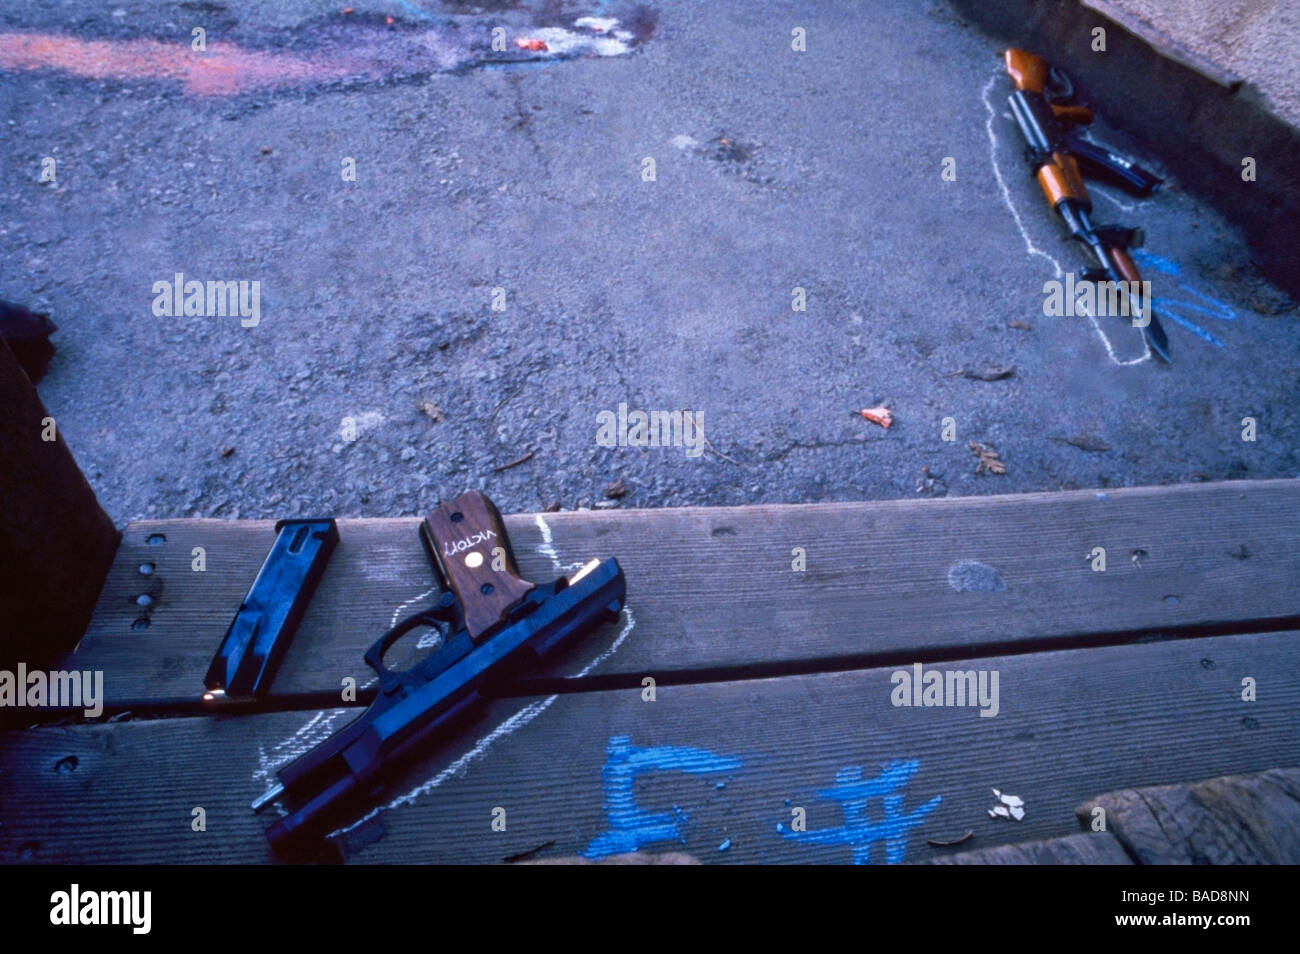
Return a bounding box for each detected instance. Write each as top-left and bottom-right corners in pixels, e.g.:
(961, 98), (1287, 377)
(2, 0), (1296, 524)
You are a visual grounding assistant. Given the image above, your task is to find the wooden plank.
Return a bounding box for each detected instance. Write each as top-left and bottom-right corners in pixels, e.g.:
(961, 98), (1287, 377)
(4, 630), (1297, 864)
(0, 340), (119, 667)
(924, 831), (1132, 864)
(66, 480), (1300, 708)
(1074, 768), (1300, 864)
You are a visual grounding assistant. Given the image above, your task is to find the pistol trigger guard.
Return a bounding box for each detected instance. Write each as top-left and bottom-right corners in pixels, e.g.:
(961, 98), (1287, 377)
(363, 594), (460, 684)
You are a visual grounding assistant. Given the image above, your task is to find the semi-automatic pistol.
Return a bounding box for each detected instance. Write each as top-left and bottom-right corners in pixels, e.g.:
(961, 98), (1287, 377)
(253, 490), (626, 851)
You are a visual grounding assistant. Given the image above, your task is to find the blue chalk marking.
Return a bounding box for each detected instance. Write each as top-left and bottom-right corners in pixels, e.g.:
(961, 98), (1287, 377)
(1152, 301), (1226, 347)
(1130, 250), (1238, 347)
(1175, 284), (1237, 321)
(1132, 250), (1182, 277)
(782, 760), (941, 864)
(1133, 252), (1237, 320)
(584, 736), (743, 858)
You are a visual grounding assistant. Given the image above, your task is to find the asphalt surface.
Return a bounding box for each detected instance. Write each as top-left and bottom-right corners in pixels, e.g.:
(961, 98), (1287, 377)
(2, 0), (1297, 523)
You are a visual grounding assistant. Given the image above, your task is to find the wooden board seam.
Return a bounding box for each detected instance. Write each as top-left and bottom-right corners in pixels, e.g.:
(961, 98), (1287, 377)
(11, 617), (1300, 722)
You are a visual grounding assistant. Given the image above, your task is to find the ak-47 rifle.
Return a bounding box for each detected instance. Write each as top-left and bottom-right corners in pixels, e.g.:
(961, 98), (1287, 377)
(1004, 48), (1171, 362)
(252, 491), (626, 851)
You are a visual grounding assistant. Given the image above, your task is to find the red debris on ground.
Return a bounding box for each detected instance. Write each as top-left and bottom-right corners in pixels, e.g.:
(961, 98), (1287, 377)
(856, 406), (893, 429)
(516, 38), (549, 52)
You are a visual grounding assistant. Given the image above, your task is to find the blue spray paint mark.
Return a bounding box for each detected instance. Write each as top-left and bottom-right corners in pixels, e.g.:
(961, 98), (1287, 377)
(584, 736), (742, 858)
(782, 760), (941, 864)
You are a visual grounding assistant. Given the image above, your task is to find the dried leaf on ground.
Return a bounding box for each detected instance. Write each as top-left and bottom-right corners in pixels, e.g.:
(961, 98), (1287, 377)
(969, 441), (1006, 475)
(416, 400), (444, 422)
(604, 477), (627, 499)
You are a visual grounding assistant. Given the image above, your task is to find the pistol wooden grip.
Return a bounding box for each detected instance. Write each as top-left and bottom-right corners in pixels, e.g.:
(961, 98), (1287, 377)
(422, 491), (535, 642)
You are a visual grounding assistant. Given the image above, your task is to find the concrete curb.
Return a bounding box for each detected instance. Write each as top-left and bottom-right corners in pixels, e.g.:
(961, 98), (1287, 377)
(948, 0), (1300, 299)
(1081, 0), (1244, 90)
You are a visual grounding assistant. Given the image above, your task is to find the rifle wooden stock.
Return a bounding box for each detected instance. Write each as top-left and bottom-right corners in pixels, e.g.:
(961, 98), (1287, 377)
(1005, 50), (1094, 125)
(1051, 103), (1093, 124)
(1109, 245), (1142, 285)
(1037, 151), (1089, 210)
(1005, 48), (1048, 92)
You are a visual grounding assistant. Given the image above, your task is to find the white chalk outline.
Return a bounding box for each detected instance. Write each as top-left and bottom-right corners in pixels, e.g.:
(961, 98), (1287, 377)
(332, 513), (634, 836)
(1090, 183), (1139, 214)
(254, 709), (348, 789)
(252, 513), (636, 840)
(1074, 130), (1143, 214)
(982, 74), (1151, 366)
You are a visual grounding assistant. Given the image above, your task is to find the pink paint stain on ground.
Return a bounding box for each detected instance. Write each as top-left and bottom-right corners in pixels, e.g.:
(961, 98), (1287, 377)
(0, 20), (638, 96)
(0, 32), (368, 95)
